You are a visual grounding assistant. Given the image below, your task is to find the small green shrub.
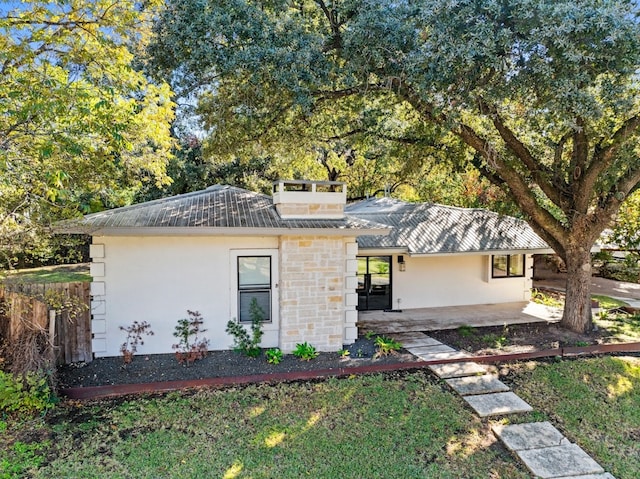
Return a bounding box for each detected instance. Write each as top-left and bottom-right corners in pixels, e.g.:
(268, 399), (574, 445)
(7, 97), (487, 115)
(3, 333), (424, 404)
(457, 325), (476, 337)
(364, 331), (376, 340)
(0, 371), (55, 415)
(338, 348), (350, 358)
(226, 298), (264, 358)
(374, 336), (402, 357)
(292, 342), (318, 361)
(172, 310), (209, 365)
(265, 348), (283, 365)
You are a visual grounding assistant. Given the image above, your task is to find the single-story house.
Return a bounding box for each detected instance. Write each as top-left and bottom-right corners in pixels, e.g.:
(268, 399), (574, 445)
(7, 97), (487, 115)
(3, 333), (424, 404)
(62, 180), (550, 358)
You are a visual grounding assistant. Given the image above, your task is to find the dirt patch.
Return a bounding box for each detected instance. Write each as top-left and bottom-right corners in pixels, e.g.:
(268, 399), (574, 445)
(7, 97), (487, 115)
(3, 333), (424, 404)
(429, 322), (616, 356)
(57, 337), (415, 389)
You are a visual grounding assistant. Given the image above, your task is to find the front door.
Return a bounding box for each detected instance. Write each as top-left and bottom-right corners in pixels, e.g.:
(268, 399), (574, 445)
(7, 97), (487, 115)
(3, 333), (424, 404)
(357, 256), (392, 310)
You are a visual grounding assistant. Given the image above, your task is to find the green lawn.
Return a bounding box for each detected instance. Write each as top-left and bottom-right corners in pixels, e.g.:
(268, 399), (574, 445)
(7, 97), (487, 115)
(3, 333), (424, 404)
(506, 356), (640, 479)
(3, 372), (528, 479)
(1, 264), (90, 284)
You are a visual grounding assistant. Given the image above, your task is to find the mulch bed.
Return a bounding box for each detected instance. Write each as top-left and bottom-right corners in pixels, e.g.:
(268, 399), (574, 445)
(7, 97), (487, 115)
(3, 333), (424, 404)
(429, 321), (618, 356)
(57, 337), (415, 389)
(58, 322), (638, 390)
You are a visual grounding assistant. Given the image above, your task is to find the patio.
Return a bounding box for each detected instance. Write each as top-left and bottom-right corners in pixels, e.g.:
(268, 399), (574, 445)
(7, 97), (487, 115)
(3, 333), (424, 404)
(357, 301), (563, 335)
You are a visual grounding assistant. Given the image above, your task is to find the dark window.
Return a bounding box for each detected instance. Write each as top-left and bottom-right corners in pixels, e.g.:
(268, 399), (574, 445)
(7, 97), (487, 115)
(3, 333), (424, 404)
(238, 256), (271, 322)
(492, 254), (525, 278)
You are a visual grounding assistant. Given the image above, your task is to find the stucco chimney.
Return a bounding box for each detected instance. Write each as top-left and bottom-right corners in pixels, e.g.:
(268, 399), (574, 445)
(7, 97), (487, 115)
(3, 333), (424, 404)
(272, 180), (346, 219)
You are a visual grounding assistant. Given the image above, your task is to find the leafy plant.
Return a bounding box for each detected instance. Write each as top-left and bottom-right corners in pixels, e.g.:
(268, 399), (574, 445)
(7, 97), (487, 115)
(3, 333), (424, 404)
(172, 310), (209, 365)
(292, 342), (318, 361)
(457, 325), (476, 337)
(338, 349), (350, 359)
(364, 331), (376, 340)
(0, 371), (56, 415)
(119, 321), (154, 365)
(531, 289), (563, 308)
(265, 348), (283, 365)
(226, 298), (264, 358)
(374, 336), (402, 358)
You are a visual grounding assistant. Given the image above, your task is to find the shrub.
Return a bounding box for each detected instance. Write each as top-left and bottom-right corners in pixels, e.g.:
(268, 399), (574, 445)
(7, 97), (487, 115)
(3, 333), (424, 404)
(0, 370), (56, 416)
(226, 298), (264, 357)
(172, 310), (209, 365)
(265, 348), (283, 365)
(292, 342), (318, 361)
(119, 320), (154, 365)
(374, 336), (402, 358)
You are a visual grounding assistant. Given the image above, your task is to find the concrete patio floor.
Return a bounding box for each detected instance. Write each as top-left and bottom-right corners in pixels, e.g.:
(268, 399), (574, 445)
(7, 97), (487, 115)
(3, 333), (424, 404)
(357, 301), (563, 334)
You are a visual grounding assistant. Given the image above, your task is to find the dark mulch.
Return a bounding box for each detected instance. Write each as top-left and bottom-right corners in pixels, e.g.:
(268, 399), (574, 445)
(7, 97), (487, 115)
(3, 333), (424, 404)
(57, 337), (416, 389)
(429, 321), (614, 356)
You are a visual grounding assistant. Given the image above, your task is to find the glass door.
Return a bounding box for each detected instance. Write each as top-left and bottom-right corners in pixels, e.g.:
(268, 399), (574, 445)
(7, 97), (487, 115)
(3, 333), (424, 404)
(356, 256), (392, 310)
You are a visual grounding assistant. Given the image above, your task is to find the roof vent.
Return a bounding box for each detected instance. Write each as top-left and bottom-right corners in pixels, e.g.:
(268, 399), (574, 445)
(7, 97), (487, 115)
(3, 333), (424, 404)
(272, 180), (346, 219)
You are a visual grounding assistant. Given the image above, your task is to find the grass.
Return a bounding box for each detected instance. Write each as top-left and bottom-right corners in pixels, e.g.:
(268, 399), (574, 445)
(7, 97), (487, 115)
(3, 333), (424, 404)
(506, 356), (640, 479)
(592, 294), (629, 310)
(1, 265), (90, 284)
(2, 372), (529, 479)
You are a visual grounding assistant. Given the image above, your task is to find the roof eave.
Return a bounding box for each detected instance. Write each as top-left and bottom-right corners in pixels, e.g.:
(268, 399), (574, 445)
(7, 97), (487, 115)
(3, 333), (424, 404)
(73, 226), (391, 237)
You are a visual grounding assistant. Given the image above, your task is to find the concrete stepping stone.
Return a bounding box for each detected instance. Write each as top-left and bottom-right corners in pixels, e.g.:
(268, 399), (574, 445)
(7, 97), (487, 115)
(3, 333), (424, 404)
(415, 350), (470, 361)
(408, 344), (455, 355)
(516, 443), (604, 478)
(428, 361), (487, 378)
(463, 392), (533, 417)
(390, 334), (442, 348)
(445, 375), (510, 396)
(492, 422), (567, 451)
(553, 474), (615, 479)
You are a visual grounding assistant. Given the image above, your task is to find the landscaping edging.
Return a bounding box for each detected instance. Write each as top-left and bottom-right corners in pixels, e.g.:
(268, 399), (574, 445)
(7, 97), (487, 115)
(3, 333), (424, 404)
(60, 342), (640, 400)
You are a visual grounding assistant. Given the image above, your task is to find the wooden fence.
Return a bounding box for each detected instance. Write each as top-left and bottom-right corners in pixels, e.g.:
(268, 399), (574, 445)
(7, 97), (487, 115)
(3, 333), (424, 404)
(0, 282), (92, 364)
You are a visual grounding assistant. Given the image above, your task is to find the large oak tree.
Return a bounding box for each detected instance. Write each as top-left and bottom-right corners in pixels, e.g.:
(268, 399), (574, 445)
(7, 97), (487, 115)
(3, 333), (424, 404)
(150, 0), (640, 333)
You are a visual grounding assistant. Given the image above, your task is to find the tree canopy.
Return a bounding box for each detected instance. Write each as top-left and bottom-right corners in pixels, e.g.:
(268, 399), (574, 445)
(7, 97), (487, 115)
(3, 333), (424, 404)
(150, 0), (640, 332)
(0, 0), (175, 266)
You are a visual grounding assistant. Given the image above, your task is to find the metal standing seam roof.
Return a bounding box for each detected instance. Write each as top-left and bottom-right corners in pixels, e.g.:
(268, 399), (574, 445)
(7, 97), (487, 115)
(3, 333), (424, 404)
(61, 185), (389, 234)
(345, 197), (549, 254)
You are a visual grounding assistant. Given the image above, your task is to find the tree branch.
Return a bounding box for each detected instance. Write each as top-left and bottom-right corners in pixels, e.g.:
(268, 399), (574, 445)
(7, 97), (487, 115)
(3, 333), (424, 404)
(582, 113), (640, 200)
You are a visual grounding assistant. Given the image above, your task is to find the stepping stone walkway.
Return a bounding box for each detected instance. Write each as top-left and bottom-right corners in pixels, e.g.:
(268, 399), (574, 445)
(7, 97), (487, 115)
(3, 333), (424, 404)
(392, 332), (616, 479)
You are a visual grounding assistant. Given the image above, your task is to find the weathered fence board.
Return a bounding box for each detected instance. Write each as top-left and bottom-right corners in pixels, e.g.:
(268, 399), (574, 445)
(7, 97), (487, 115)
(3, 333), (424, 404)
(0, 282), (92, 364)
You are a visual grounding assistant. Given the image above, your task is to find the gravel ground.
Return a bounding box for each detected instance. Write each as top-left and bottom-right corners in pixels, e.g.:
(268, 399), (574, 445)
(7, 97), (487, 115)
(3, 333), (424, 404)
(57, 337), (416, 388)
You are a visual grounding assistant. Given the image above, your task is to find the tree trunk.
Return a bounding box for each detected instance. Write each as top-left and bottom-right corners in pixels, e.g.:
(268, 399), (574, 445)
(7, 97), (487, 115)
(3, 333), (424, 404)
(560, 245), (594, 333)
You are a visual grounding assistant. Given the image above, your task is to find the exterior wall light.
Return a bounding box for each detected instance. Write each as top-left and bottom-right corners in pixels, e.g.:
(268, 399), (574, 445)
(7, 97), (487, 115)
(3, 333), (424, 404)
(398, 255), (406, 272)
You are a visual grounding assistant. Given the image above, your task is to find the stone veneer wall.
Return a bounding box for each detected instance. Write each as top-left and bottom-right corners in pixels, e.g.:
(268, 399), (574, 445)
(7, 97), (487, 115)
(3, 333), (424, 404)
(278, 235), (359, 352)
(275, 202), (345, 219)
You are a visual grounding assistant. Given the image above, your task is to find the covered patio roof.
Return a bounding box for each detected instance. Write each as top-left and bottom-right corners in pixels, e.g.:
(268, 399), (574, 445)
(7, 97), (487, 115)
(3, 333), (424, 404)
(357, 302), (562, 334)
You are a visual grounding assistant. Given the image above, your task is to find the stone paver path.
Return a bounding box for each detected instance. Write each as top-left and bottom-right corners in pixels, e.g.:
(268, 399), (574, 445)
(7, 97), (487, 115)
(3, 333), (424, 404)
(392, 332), (616, 479)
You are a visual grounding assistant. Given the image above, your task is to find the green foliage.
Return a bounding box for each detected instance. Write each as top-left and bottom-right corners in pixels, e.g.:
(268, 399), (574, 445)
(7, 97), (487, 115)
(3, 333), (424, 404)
(265, 348), (283, 365)
(292, 342), (318, 361)
(456, 325), (476, 338)
(0, 440), (48, 479)
(172, 311), (209, 365)
(0, 371), (55, 416)
(338, 349), (350, 358)
(374, 336), (402, 358)
(0, 0), (175, 268)
(531, 289), (564, 308)
(225, 298), (264, 358)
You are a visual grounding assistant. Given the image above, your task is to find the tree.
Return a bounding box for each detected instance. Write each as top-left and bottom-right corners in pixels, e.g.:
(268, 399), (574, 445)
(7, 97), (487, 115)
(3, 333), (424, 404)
(0, 0), (175, 266)
(149, 0), (640, 332)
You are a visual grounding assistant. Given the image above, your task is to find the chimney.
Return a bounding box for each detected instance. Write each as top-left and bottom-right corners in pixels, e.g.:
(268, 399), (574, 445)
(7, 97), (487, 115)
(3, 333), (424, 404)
(272, 180), (346, 219)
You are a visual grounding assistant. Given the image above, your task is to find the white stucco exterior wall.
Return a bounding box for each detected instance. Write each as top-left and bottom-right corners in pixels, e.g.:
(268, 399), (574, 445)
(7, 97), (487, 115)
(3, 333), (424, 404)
(390, 254), (533, 310)
(91, 235), (279, 358)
